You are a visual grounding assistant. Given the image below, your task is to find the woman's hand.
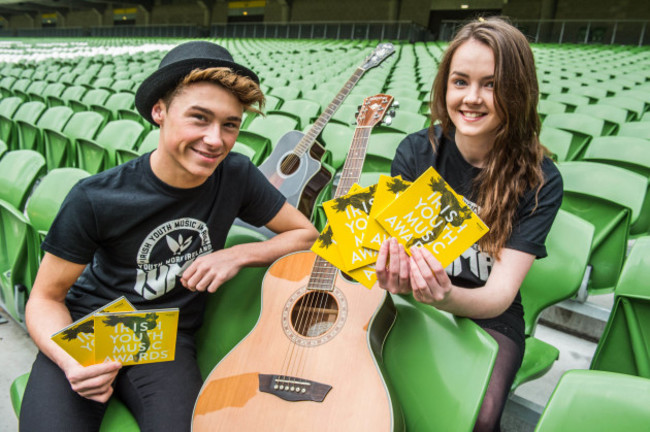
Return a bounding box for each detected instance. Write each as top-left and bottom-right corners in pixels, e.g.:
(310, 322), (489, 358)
(376, 238), (412, 294)
(409, 246), (454, 306)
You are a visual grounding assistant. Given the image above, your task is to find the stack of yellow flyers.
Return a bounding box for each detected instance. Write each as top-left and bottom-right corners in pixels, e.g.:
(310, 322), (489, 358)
(311, 167), (489, 288)
(51, 297), (179, 366)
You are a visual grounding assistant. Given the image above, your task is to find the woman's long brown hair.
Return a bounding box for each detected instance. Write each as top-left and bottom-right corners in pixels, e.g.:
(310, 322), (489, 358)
(429, 16), (546, 259)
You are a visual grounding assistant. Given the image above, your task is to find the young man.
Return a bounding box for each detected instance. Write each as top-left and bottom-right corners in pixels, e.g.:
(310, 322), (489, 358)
(20, 41), (318, 431)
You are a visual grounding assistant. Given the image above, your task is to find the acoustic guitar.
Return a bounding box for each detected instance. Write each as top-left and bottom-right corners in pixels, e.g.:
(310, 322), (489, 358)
(193, 95), (404, 432)
(234, 43), (394, 237)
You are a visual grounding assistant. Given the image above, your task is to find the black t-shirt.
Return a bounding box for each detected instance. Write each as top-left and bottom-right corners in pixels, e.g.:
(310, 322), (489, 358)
(43, 152), (286, 331)
(391, 127), (563, 347)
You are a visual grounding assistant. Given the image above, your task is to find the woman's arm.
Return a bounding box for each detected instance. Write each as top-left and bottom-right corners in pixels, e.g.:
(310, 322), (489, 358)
(181, 202), (318, 293)
(25, 253), (122, 403)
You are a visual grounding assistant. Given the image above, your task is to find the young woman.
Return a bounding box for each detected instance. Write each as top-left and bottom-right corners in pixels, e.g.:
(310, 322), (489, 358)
(376, 17), (563, 431)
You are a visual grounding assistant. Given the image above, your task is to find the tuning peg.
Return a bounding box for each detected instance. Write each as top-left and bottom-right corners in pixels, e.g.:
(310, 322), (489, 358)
(383, 116), (392, 126)
(389, 109), (396, 118)
(392, 101), (400, 109)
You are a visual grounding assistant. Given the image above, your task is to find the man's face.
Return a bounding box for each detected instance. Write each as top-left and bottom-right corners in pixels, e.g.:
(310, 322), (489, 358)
(150, 81), (244, 188)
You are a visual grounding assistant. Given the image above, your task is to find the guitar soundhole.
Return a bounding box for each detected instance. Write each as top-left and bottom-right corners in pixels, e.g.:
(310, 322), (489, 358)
(280, 153), (301, 176)
(291, 292), (339, 338)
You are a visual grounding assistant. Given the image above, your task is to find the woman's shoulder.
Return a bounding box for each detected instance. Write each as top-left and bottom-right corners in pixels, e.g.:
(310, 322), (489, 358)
(540, 156), (563, 189)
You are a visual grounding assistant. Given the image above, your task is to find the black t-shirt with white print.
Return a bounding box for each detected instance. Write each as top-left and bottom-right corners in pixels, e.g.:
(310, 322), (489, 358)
(391, 126), (563, 348)
(43, 152), (286, 332)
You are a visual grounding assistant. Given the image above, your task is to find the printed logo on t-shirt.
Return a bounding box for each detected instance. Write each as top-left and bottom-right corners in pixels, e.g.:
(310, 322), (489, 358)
(133, 218), (213, 299)
(446, 197), (493, 283)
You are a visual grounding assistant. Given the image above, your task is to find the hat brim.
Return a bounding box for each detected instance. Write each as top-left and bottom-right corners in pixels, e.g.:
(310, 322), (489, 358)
(135, 57), (259, 126)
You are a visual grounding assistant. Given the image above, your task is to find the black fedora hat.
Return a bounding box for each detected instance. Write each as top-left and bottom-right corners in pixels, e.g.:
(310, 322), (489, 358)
(135, 40), (259, 126)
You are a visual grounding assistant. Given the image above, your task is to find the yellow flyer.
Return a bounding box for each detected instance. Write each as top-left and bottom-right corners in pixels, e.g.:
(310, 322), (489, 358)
(362, 175), (412, 251)
(375, 166), (489, 268)
(322, 183), (379, 271)
(311, 223), (377, 289)
(50, 297), (135, 367)
(94, 308), (179, 365)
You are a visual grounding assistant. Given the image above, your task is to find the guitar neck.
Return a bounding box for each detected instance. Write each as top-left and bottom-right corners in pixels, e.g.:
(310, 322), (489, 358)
(293, 67), (366, 157)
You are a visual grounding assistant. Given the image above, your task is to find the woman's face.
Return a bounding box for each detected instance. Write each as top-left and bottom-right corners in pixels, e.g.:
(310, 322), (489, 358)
(445, 39), (502, 147)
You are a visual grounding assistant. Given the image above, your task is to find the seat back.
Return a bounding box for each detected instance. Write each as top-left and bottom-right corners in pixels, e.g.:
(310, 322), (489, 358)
(582, 136), (650, 180)
(0, 150), (46, 210)
(558, 161), (647, 293)
(534, 370), (650, 432)
(384, 295), (498, 432)
(43, 111), (104, 170)
(617, 121), (650, 140)
(590, 236), (650, 378)
(539, 125), (574, 161)
(246, 114), (299, 149)
(543, 113), (605, 160)
(26, 168), (91, 239)
(520, 210), (594, 336)
(13, 101), (47, 150)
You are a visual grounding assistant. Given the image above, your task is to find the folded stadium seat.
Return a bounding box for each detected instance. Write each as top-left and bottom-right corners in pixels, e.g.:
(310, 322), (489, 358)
(534, 370), (650, 432)
(582, 135), (650, 183)
(112, 79), (136, 94)
(383, 87), (422, 102)
(74, 73), (95, 89)
(384, 295), (498, 432)
(302, 89), (337, 111)
(546, 92), (591, 113)
(30, 82), (66, 106)
(46, 84), (87, 108)
(0, 97), (24, 146)
(0, 140), (6, 159)
(92, 76), (115, 93)
(57, 72), (78, 86)
(261, 76), (289, 89)
(568, 84), (609, 104)
(542, 113), (605, 160)
(387, 96), (425, 115)
(91, 92), (135, 124)
(43, 111), (105, 171)
(599, 96), (644, 121)
(76, 119), (145, 174)
(537, 99), (567, 121)
(268, 85), (301, 102)
(9, 78), (31, 102)
(591, 80), (625, 97)
(69, 88), (112, 114)
(511, 210), (594, 390)
(575, 103), (628, 136)
(374, 111), (428, 135)
(244, 113), (299, 152)
(558, 161), (648, 295)
(0, 76), (17, 98)
(0, 150), (46, 211)
(290, 79), (317, 94)
(538, 82), (565, 99)
(617, 121), (650, 140)
(616, 89), (650, 113)
(329, 103), (360, 126)
(17, 80), (48, 104)
(363, 132), (406, 173)
(590, 236), (650, 378)
(11, 101), (47, 151)
(16, 105), (73, 156)
(319, 122), (355, 170)
(267, 99), (321, 131)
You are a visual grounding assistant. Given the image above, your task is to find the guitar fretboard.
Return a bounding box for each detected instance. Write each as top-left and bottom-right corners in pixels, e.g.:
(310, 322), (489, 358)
(293, 68), (366, 157)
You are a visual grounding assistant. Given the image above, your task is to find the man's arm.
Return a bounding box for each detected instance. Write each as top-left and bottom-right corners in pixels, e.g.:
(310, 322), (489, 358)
(25, 253), (122, 403)
(181, 202), (318, 292)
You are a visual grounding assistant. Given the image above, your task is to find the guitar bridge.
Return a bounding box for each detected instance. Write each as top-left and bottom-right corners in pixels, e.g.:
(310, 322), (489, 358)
(258, 374), (332, 402)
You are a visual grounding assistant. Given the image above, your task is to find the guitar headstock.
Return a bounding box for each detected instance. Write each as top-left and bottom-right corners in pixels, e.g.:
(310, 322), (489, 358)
(360, 43), (395, 71)
(355, 94), (395, 128)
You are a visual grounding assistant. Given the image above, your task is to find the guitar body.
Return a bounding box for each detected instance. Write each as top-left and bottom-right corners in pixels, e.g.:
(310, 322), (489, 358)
(193, 251), (403, 432)
(258, 130), (332, 216)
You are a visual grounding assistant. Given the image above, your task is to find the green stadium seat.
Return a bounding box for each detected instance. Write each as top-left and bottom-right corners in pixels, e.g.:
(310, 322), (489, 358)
(511, 210), (594, 390)
(302, 89), (336, 110)
(539, 125), (574, 161)
(329, 103), (359, 126)
(46, 85), (87, 108)
(13, 101), (47, 150)
(599, 96), (644, 121)
(582, 136), (650, 179)
(542, 113), (605, 160)
(0, 76), (17, 98)
(617, 121), (650, 140)
(268, 85), (300, 102)
(0, 97), (24, 146)
(384, 295), (498, 432)
(538, 99), (566, 121)
(267, 99), (321, 131)
(91, 92), (135, 123)
(76, 119), (145, 174)
(558, 161), (648, 294)
(575, 103), (628, 136)
(374, 111), (427, 135)
(590, 236), (650, 378)
(10, 78), (32, 102)
(546, 92), (590, 112)
(245, 113), (299, 150)
(43, 111), (105, 170)
(16, 105), (73, 156)
(137, 129), (159, 155)
(0, 150), (46, 210)
(69, 88), (111, 113)
(30, 82), (66, 105)
(0, 140), (6, 159)
(534, 370), (650, 432)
